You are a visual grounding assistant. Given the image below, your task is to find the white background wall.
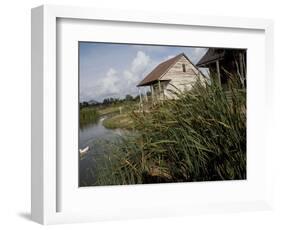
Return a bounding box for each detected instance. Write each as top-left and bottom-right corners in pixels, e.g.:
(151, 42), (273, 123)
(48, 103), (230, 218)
(0, 0), (280, 229)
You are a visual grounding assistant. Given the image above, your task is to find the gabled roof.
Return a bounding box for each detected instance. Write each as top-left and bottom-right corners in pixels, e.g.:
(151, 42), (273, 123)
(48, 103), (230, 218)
(196, 48), (225, 67)
(137, 52), (206, 87)
(137, 53), (184, 87)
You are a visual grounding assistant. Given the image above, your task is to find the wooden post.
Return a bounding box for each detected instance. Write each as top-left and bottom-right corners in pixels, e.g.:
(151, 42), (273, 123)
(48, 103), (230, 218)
(144, 87), (148, 102)
(158, 80), (161, 101)
(138, 88), (143, 111)
(150, 85), (155, 105)
(158, 80), (164, 103)
(216, 60), (221, 87)
(239, 53), (245, 87)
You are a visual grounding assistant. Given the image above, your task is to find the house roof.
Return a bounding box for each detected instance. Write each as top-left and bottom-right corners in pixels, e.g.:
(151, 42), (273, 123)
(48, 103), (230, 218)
(196, 48), (225, 67)
(138, 52), (205, 87)
(137, 53), (184, 87)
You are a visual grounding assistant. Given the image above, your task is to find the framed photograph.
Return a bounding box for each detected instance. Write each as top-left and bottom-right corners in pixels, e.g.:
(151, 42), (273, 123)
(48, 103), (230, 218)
(31, 5), (274, 224)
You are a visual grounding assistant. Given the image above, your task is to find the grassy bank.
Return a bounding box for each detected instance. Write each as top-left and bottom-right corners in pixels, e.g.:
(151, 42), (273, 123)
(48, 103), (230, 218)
(98, 106), (120, 116)
(103, 113), (134, 129)
(95, 81), (246, 186)
(100, 101), (137, 130)
(80, 101), (138, 127)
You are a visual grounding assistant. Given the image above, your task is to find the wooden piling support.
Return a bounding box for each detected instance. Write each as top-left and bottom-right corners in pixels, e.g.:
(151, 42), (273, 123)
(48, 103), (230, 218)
(216, 60), (221, 87)
(151, 85), (155, 105)
(138, 88), (143, 111)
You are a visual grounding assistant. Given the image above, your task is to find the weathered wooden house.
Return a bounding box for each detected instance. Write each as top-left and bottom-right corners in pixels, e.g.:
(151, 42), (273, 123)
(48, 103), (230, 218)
(196, 48), (246, 89)
(137, 53), (206, 102)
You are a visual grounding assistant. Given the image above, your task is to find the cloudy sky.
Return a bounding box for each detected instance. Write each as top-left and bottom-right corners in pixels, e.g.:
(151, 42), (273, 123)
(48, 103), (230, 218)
(79, 42), (208, 102)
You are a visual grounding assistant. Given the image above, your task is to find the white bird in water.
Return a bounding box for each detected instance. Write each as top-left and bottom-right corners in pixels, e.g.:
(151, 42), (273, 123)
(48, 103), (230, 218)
(79, 146), (89, 157)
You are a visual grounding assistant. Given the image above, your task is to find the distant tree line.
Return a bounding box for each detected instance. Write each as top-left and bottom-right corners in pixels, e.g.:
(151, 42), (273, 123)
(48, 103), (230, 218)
(80, 93), (150, 109)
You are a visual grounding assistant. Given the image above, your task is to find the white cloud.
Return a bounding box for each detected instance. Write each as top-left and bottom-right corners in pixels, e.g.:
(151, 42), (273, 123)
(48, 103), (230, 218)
(97, 68), (120, 96)
(191, 48), (208, 63)
(82, 51), (151, 101)
(131, 51), (150, 74)
(161, 54), (177, 62)
(120, 51), (151, 96)
(166, 55), (175, 59)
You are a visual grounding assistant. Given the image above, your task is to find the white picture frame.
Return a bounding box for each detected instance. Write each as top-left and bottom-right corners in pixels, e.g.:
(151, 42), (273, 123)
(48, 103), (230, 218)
(31, 5), (274, 225)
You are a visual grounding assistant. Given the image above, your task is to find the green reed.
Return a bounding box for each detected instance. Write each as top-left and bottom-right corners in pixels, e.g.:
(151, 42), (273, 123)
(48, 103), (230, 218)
(94, 79), (246, 185)
(80, 107), (99, 125)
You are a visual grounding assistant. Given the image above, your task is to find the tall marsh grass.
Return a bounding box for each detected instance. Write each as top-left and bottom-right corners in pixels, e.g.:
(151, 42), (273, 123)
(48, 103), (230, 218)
(95, 80), (246, 185)
(80, 107), (99, 125)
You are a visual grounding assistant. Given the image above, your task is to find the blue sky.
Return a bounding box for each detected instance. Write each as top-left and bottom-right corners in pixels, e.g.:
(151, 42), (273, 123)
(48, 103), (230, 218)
(79, 42), (208, 102)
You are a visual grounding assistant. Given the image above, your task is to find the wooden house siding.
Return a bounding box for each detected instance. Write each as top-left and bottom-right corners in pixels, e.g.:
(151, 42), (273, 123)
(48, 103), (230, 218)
(160, 56), (205, 99)
(137, 53), (206, 102)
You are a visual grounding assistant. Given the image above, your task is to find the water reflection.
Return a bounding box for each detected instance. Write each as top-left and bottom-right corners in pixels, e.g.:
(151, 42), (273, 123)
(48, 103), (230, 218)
(79, 116), (126, 186)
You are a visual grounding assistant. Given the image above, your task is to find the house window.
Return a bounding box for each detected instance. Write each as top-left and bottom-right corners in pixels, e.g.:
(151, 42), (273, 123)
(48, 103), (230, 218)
(182, 64), (186, 72)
